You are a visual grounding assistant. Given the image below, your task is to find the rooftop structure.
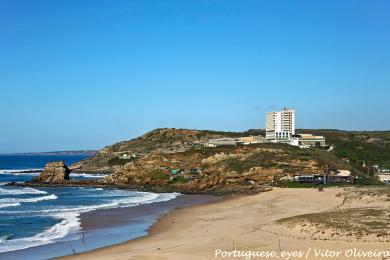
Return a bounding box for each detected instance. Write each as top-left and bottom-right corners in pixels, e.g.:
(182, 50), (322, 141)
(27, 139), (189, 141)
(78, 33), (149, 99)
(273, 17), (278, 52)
(204, 136), (267, 148)
(204, 138), (237, 147)
(294, 174), (354, 183)
(289, 133), (327, 147)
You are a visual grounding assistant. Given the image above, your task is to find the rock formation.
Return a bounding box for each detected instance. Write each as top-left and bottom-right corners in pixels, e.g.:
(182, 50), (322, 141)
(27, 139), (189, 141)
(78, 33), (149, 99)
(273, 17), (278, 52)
(24, 128), (365, 195)
(33, 161), (70, 184)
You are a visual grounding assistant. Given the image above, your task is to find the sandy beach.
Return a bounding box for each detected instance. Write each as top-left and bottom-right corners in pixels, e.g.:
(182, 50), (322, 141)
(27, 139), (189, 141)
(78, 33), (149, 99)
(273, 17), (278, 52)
(59, 187), (390, 260)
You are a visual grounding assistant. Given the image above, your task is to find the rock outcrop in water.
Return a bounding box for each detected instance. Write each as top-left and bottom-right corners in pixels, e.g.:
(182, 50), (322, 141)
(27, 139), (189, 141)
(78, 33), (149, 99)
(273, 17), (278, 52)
(33, 161), (70, 184)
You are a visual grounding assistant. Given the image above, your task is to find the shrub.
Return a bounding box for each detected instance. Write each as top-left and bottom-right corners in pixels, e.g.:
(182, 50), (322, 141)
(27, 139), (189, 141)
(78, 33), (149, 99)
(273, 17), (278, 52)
(150, 170), (170, 180)
(168, 176), (187, 184)
(108, 157), (137, 166)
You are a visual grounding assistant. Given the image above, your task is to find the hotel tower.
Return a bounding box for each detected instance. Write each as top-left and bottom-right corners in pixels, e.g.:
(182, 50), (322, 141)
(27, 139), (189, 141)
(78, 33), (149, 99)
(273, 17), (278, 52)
(265, 108), (295, 141)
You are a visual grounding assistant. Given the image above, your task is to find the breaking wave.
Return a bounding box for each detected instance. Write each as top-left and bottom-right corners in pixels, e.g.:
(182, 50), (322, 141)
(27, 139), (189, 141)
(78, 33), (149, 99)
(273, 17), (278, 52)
(69, 173), (107, 178)
(0, 191), (179, 253)
(0, 194), (58, 208)
(0, 187), (48, 195)
(0, 203), (21, 209)
(0, 169), (42, 175)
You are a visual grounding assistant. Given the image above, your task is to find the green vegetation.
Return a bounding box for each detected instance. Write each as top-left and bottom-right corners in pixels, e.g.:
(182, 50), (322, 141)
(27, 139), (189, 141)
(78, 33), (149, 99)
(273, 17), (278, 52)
(354, 176), (383, 186)
(198, 129), (265, 138)
(168, 176), (187, 184)
(273, 180), (315, 188)
(221, 151), (278, 173)
(277, 187), (390, 237)
(150, 170), (170, 181)
(214, 143), (360, 175)
(298, 129), (390, 169)
(107, 157), (137, 166)
(277, 208), (390, 237)
(273, 180), (357, 188)
(334, 141), (390, 168)
(78, 128), (390, 189)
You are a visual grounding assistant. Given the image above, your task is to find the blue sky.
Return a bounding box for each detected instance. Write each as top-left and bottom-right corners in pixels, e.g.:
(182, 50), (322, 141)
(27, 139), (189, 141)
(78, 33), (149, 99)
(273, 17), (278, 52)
(1, 0), (389, 153)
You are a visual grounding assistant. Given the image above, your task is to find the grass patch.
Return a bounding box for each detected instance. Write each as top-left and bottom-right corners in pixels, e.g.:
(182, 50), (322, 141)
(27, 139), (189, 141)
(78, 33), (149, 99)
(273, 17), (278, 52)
(221, 151), (278, 173)
(273, 180), (356, 188)
(273, 180), (314, 188)
(354, 177), (383, 186)
(277, 208), (390, 237)
(150, 170), (170, 180)
(168, 176), (187, 184)
(107, 157), (137, 166)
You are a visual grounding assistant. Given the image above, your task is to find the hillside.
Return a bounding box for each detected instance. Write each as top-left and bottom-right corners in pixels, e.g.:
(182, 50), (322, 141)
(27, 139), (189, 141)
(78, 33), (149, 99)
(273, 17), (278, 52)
(65, 128), (387, 194)
(72, 128), (264, 173)
(97, 142), (359, 194)
(297, 129), (390, 169)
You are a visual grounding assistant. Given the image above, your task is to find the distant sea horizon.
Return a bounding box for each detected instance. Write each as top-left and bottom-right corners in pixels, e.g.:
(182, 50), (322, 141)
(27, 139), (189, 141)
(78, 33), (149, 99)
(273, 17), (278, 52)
(0, 154), (90, 171)
(0, 150), (98, 156)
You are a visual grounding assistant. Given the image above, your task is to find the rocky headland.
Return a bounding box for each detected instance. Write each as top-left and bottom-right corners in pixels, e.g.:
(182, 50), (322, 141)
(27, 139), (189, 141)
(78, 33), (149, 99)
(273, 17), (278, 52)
(22, 128), (364, 195)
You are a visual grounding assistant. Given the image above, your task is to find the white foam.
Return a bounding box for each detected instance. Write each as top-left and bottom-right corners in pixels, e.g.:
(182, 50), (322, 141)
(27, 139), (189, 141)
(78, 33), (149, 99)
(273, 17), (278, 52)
(0, 169), (42, 175)
(0, 187), (48, 195)
(0, 194), (57, 204)
(0, 191), (179, 253)
(0, 211), (80, 253)
(19, 192), (166, 214)
(0, 202), (21, 209)
(69, 173), (107, 178)
(0, 234), (12, 242)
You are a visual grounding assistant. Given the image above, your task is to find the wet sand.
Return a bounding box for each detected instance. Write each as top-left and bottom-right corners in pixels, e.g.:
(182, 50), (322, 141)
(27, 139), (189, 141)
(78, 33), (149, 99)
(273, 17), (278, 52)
(80, 194), (222, 230)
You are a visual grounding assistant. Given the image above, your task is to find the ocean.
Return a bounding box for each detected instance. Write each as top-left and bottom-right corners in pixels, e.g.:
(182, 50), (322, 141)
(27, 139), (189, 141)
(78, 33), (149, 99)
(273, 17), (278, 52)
(0, 154), (187, 259)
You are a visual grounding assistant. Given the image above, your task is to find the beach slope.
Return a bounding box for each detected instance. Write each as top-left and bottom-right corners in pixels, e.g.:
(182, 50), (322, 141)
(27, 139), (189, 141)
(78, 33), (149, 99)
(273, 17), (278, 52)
(61, 187), (387, 259)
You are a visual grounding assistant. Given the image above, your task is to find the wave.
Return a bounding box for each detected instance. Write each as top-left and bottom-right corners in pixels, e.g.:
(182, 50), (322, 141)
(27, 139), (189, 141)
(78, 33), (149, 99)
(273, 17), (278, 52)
(0, 169), (42, 175)
(0, 234), (12, 242)
(0, 211), (80, 253)
(9, 192), (173, 214)
(69, 173), (107, 178)
(0, 191), (179, 253)
(0, 187), (48, 195)
(0, 202), (21, 209)
(0, 194), (57, 206)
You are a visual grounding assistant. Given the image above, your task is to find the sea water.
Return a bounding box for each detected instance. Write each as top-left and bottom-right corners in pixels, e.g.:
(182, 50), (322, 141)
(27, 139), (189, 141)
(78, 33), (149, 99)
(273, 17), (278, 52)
(0, 155), (178, 256)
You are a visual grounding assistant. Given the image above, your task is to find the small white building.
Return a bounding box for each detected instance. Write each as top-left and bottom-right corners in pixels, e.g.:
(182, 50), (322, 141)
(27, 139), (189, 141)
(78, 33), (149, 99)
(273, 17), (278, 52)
(288, 134), (327, 147)
(337, 170), (351, 176)
(205, 138), (238, 147)
(204, 136), (266, 148)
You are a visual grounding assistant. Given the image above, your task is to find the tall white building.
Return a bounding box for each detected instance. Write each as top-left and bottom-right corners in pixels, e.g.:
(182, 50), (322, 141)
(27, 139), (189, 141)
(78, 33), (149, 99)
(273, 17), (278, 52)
(265, 108), (295, 140)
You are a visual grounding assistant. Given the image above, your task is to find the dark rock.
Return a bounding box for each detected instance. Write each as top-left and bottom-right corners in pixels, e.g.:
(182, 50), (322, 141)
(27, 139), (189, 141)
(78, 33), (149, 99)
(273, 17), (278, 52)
(33, 161), (70, 184)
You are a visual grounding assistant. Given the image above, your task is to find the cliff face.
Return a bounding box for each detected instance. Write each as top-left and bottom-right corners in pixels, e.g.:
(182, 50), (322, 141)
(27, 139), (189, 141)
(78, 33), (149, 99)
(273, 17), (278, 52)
(70, 128), (359, 194)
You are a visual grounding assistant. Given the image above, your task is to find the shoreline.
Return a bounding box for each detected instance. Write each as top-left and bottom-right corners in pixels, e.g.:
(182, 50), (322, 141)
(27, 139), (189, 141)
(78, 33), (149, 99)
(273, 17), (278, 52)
(60, 187), (390, 260)
(0, 193), (219, 260)
(57, 193), (235, 260)
(10, 181), (269, 196)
